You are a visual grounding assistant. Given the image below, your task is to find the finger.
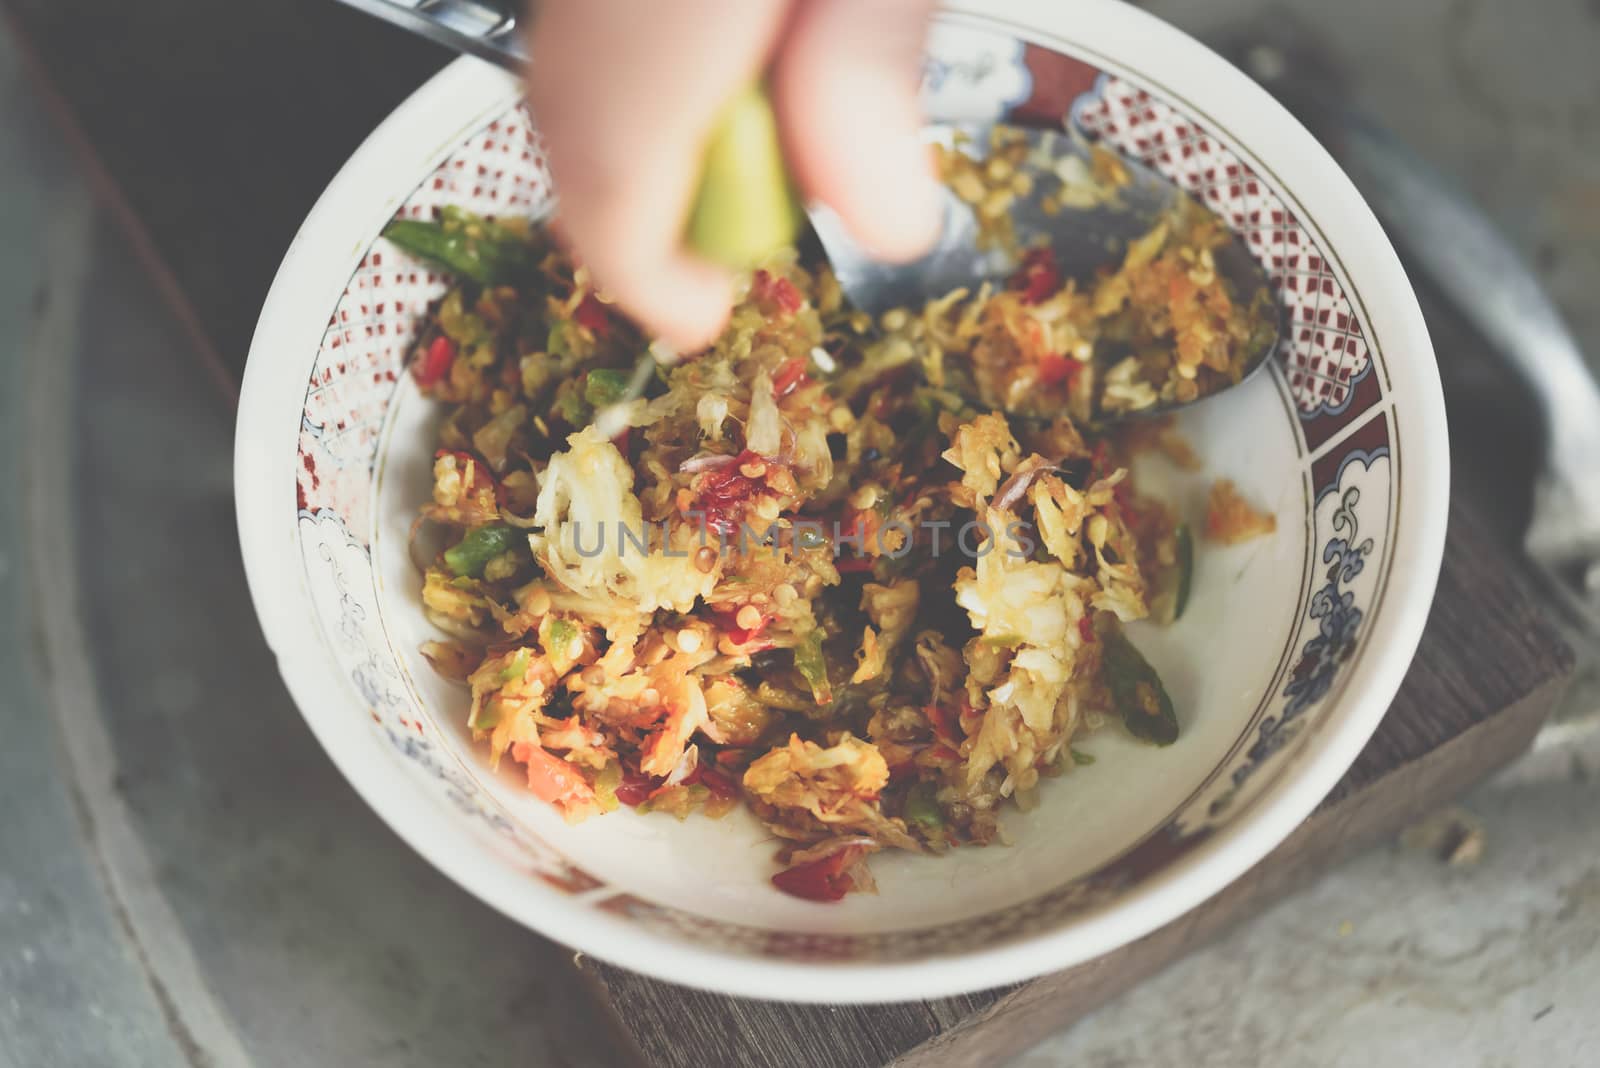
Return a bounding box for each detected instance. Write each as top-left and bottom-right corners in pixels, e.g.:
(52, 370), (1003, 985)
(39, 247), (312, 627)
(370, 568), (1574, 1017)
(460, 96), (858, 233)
(525, 0), (791, 350)
(770, 0), (941, 263)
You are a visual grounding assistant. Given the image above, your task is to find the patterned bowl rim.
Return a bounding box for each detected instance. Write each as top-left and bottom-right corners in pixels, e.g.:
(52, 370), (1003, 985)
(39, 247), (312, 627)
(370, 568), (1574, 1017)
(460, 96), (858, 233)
(235, 0), (1447, 1001)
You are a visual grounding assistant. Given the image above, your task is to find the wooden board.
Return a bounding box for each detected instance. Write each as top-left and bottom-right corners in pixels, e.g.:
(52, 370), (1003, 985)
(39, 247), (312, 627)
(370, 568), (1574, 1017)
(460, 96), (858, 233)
(578, 498), (1574, 1068)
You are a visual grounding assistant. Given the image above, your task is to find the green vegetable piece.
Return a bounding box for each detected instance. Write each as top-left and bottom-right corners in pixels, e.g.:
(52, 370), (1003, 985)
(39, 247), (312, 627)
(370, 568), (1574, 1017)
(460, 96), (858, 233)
(1071, 748), (1096, 766)
(685, 83), (802, 268)
(1102, 626), (1179, 746)
(436, 290), (485, 346)
(904, 782), (942, 832)
(444, 524), (517, 578)
(553, 380), (590, 426)
(593, 760), (622, 813)
(500, 647), (532, 684)
(469, 695), (501, 731)
(382, 218), (525, 286)
(793, 629), (833, 705)
(546, 618), (578, 657)
(1173, 522), (1194, 621)
(584, 368), (631, 408)
(546, 320), (573, 358)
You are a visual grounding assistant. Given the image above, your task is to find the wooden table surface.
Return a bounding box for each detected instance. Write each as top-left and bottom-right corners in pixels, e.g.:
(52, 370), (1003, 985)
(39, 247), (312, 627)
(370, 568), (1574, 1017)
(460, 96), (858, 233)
(4, 3), (1579, 1065)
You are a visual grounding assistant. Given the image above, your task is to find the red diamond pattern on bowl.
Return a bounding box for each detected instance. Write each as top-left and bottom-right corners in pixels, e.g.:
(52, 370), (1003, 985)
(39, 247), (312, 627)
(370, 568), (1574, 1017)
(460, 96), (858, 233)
(1073, 77), (1373, 420)
(297, 107), (555, 527)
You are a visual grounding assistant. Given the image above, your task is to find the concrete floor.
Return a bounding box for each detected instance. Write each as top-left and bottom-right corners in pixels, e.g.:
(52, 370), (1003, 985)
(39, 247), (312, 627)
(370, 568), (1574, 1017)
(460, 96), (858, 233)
(1, 2), (1598, 1066)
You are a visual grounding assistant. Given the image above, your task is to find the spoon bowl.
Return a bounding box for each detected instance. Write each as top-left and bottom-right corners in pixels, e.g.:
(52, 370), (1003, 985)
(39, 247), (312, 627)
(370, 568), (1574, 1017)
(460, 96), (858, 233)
(810, 123), (1283, 422)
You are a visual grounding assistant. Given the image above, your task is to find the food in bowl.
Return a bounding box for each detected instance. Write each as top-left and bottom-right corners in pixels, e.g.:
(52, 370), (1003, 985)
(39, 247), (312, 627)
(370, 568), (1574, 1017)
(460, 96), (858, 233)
(936, 128), (1278, 417)
(388, 154), (1274, 900)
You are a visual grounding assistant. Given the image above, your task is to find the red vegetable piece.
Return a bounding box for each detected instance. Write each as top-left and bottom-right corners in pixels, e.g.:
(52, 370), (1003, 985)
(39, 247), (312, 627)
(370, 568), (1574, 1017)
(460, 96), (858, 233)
(1078, 614), (1096, 644)
(1011, 247), (1061, 305)
(574, 293), (610, 337)
(751, 269), (804, 316)
(686, 763), (741, 801)
(694, 449), (772, 540)
(710, 605), (772, 646)
(615, 767), (661, 807)
(924, 702), (957, 745)
(1037, 353), (1082, 388)
(771, 846), (863, 902)
(415, 335), (456, 387)
(772, 356), (810, 399)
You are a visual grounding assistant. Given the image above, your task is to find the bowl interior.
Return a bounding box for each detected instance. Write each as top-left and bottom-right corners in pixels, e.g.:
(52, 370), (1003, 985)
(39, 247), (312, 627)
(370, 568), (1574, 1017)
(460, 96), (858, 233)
(243, 0), (1443, 998)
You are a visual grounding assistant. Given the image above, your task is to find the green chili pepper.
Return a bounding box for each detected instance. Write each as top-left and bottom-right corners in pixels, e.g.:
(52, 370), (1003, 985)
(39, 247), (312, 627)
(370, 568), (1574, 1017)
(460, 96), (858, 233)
(593, 760), (622, 814)
(546, 618), (578, 657)
(685, 83), (802, 268)
(793, 629), (833, 705)
(382, 218), (527, 286)
(584, 368), (631, 408)
(1102, 625), (1179, 746)
(444, 524), (517, 578)
(469, 695), (501, 731)
(1071, 748), (1096, 766)
(499, 647), (532, 684)
(904, 782), (942, 833)
(1173, 522), (1194, 621)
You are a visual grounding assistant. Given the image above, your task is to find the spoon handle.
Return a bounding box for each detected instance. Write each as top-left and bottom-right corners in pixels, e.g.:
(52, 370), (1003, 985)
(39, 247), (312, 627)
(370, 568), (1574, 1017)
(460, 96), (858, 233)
(334, 0), (525, 71)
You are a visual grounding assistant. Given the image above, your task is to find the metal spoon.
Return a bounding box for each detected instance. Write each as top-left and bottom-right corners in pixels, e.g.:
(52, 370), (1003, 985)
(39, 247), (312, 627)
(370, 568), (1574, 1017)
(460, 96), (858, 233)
(811, 123), (1280, 418)
(338, 0), (1282, 424)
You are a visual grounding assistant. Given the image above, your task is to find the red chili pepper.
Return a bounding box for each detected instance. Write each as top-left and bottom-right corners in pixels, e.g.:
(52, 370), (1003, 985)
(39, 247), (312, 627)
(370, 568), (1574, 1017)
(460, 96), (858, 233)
(693, 449), (772, 540)
(615, 768), (661, 807)
(751, 270), (803, 316)
(926, 744), (962, 764)
(711, 606), (772, 646)
(1011, 248), (1061, 305)
(771, 846), (864, 903)
(415, 335), (456, 387)
(1037, 353), (1082, 388)
(686, 763), (741, 801)
(1078, 614), (1096, 644)
(924, 702), (957, 745)
(771, 356), (810, 399)
(574, 293), (610, 336)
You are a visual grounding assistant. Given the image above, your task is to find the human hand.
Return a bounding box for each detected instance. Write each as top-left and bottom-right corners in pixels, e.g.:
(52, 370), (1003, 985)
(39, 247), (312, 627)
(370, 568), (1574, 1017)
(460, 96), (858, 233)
(525, 0), (941, 351)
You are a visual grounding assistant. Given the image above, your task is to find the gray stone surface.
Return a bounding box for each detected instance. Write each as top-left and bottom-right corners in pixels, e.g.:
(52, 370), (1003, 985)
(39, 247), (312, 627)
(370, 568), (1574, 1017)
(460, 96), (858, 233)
(0, 25), (614, 1068)
(0, 2), (1596, 1066)
(0, 32), (192, 1068)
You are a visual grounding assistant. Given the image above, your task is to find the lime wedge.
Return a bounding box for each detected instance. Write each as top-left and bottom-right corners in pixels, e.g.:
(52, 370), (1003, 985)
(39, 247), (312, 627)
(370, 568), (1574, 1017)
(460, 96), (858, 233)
(686, 83), (802, 268)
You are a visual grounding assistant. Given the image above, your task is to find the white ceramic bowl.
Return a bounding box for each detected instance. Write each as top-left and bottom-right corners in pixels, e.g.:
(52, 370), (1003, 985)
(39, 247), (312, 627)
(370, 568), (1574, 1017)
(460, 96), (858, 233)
(235, 0), (1447, 1002)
